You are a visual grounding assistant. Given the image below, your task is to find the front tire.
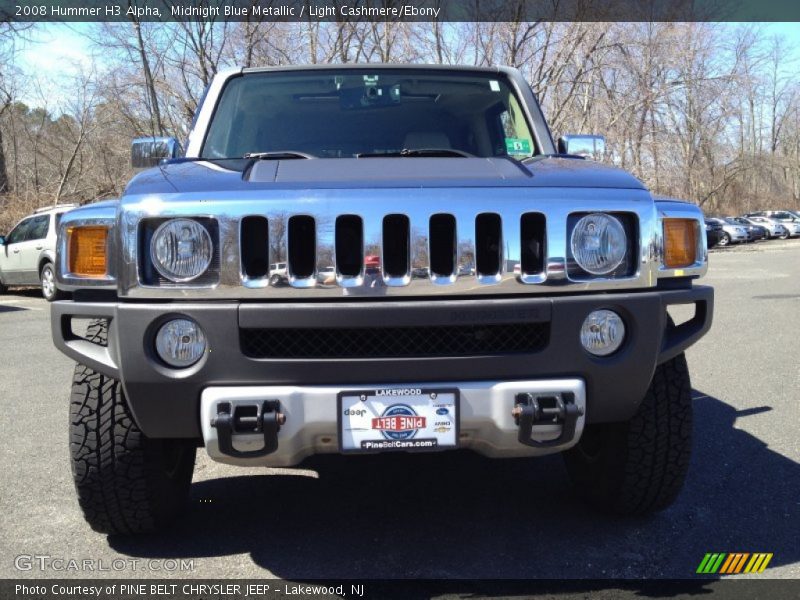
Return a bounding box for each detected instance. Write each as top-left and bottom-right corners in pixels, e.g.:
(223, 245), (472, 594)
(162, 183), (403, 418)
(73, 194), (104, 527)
(41, 262), (66, 301)
(69, 321), (196, 534)
(717, 232), (730, 246)
(563, 353), (692, 515)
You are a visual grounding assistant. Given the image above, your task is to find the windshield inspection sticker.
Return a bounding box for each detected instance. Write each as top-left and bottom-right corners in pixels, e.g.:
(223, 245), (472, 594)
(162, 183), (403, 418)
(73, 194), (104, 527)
(490, 80), (501, 92)
(506, 138), (532, 155)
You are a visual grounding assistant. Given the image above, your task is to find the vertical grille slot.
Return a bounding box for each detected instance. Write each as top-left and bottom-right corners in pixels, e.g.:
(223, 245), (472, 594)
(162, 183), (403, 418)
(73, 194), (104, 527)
(382, 214), (410, 277)
(288, 216), (316, 278)
(335, 215), (363, 277)
(240, 216), (270, 279)
(429, 214), (456, 277)
(520, 213), (546, 275)
(475, 213), (502, 276)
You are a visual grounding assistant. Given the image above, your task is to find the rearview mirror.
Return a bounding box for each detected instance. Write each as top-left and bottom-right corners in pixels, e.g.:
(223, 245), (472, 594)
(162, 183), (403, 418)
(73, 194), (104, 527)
(131, 136), (183, 169)
(557, 134), (606, 161)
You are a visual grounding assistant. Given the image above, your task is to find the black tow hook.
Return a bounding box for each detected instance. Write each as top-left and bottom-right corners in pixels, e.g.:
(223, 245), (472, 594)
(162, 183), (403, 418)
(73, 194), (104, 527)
(512, 392), (583, 448)
(211, 400), (285, 458)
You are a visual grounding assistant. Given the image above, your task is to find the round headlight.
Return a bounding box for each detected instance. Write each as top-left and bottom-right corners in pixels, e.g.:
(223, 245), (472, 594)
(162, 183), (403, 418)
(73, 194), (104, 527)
(580, 310), (625, 356)
(150, 219), (212, 282)
(155, 318), (207, 368)
(570, 213), (627, 275)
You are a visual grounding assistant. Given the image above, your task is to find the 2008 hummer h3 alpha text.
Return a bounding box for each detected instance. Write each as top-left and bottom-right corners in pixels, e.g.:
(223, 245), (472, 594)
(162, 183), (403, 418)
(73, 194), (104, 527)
(52, 65), (713, 534)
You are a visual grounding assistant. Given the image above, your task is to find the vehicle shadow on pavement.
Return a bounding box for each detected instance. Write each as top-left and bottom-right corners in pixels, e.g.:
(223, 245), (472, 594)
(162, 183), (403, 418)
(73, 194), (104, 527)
(0, 288), (42, 299)
(0, 304), (28, 313)
(108, 390), (798, 583)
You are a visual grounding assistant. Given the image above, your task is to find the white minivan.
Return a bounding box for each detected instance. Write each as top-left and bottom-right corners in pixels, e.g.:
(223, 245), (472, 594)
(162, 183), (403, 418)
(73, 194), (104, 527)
(0, 204), (77, 301)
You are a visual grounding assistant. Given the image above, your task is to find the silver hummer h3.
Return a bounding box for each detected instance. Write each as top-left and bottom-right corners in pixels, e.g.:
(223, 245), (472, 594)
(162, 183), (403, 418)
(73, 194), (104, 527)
(52, 65), (712, 534)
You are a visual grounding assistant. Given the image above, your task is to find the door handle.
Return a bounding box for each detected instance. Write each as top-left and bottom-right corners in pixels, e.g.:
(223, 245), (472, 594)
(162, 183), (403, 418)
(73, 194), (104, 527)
(36, 245), (43, 250)
(12, 249), (19, 253)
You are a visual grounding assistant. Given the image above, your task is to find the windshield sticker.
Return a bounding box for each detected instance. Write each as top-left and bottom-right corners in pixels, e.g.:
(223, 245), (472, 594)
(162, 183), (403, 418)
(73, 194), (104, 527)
(505, 138), (531, 155)
(490, 80), (500, 92)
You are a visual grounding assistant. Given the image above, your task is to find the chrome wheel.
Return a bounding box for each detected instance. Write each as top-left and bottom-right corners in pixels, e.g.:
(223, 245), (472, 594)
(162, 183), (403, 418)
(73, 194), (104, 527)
(41, 265), (56, 299)
(718, 232), (730, 247)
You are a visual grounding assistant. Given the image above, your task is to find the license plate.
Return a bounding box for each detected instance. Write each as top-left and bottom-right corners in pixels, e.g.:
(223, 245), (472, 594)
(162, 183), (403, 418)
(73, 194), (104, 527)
(338, 388), (459, 453)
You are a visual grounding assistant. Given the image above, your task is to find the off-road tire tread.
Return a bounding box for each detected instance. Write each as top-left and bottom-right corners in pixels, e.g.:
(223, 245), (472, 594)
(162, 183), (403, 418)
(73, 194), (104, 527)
(564, 353), (692, 515)
(69, 320), (195, 534)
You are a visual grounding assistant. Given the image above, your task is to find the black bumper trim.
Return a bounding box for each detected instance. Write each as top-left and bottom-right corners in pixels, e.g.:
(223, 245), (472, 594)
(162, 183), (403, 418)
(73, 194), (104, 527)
(51, 286), (713, 439)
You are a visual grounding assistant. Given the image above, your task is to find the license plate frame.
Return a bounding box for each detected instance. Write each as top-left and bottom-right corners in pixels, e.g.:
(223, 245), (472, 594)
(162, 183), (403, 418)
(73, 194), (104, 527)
(337, 387), (460, 454)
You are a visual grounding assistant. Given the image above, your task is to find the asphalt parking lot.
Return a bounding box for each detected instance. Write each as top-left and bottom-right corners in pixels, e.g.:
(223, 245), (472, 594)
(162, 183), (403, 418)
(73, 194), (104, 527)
(0, 239), (798, 581)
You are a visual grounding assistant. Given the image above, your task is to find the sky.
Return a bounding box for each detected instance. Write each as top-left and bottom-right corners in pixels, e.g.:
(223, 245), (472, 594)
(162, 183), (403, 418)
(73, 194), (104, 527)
(12, 21), (800, 108)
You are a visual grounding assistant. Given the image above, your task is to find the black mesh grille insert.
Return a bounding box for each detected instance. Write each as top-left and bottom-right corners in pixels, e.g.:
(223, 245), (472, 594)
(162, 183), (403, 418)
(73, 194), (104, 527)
(241, 322), (549, 359)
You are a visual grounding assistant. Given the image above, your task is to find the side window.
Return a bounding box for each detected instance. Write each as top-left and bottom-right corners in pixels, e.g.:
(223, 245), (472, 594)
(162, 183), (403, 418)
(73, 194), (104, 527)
(6, 218), (33, 244)
(26, 215), (50, 241)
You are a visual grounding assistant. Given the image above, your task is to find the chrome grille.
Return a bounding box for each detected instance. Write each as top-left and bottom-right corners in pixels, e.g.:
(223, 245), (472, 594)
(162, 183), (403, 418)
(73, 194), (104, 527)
(118, 187), (660, 298)
(238, 211), (548, 286)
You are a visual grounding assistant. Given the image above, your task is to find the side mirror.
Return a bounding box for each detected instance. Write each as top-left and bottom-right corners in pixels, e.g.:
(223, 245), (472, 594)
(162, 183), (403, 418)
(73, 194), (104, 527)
(557, 134), (606, 161)
(131, 136), (183, 169)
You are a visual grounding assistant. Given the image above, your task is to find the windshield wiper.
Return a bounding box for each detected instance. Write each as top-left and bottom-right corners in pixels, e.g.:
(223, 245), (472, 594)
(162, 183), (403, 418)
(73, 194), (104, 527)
(243, 151), (316, 160)
(166, 156), (246, 164)
(357, 148), (474, 158)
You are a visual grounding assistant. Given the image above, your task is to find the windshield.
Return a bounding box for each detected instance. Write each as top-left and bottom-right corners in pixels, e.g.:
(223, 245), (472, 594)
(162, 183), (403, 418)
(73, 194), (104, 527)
(201, 69), (537, 160)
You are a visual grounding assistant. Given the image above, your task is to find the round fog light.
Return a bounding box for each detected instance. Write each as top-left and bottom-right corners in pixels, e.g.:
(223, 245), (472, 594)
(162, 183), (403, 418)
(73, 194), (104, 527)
(580, 310), (625, 356)
(155, 318), (206, 367)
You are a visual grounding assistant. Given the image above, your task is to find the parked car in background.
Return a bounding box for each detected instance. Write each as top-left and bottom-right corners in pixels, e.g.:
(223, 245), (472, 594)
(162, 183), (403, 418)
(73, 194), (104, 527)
(704, 220), (723, 248)
(724, 217), (767, 241)
(785, 222), (800, 237)
(743, 216), (789, 239)
(0, 204), (78, 301)
(269, 261), (288, 286)
(457, 263), (476, 276)
(706, 217), (748, 246)
(754, 212), (800, 237)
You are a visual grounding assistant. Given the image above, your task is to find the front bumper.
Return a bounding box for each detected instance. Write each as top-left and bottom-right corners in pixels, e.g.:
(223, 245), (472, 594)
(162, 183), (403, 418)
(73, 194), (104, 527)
(51, 286), (713, 442)
(200, 379), (587, 465)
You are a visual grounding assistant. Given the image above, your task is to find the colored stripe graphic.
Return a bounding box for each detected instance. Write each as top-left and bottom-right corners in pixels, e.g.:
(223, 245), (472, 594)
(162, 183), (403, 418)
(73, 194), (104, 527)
(759, 554), (773, 572)
(719, 554), (736, 574)
(697, 553), (727, 573)
(696, 554), (713, 573)
(698, 552), (772, 575)
(709, 553), (726, 573)
(733, 553), (750, 573)
(720, 553), (750, 574)
(739, 553), (775, 574)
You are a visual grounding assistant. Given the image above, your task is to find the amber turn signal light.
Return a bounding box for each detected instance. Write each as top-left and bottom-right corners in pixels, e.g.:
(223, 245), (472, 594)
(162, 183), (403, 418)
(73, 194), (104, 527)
(663, 219), (698, 269)
(68, 226), (108, 277)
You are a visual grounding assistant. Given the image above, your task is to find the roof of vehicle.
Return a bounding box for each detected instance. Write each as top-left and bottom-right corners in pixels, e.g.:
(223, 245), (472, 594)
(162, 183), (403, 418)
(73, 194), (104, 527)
(241, 63), (516, 75)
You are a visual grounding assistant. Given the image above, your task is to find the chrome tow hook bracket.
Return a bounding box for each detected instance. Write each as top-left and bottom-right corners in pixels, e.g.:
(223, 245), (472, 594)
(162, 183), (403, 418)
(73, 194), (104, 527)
(211, 400), (285, 458)
(512, 392), (583, 448)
